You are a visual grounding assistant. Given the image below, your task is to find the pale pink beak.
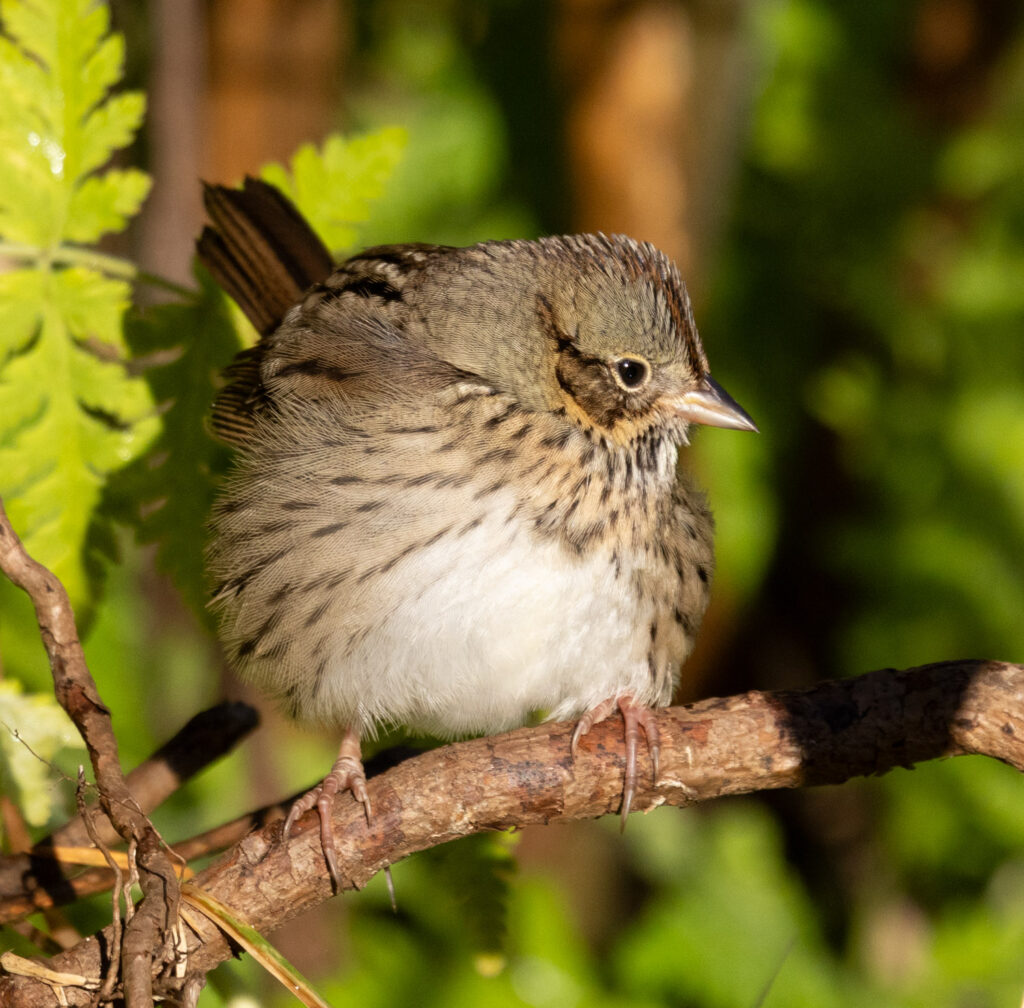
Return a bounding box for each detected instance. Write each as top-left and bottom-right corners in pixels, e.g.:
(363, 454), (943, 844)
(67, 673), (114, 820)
(673, 376), (757, 432)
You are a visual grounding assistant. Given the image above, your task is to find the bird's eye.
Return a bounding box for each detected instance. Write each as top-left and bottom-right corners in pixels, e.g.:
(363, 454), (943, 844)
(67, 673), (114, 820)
(613, 357), (650, 390)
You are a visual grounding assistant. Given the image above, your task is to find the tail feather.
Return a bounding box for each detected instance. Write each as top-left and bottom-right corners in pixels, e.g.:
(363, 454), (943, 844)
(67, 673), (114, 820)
(198, 177), (334, 336)
(197, 178), (335, 446)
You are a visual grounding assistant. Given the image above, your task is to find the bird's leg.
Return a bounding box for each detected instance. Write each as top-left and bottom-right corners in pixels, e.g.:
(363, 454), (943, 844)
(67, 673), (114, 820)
(572, 695), (661, 826)
(283, 726), (370, 890)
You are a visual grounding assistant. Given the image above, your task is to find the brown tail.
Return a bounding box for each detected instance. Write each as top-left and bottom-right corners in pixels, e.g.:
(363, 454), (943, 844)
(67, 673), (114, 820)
(198, 178), (335, 446)
(197, 177), (334, 337)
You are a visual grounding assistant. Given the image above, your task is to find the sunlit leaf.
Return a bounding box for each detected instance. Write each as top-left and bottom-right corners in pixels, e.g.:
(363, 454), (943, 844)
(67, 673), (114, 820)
(65, 167), (150, 243)
(0, 0), (155, 608)
(0, 680), (84, 829)
(260, 126), (407, 253)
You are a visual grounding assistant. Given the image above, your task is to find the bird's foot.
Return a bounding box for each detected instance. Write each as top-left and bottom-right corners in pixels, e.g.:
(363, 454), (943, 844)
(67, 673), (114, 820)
(571, 695), (661, 826)
(283, 727), (369, 890)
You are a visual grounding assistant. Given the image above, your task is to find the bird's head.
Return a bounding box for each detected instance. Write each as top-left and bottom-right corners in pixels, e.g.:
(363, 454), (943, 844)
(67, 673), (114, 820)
(409, 232), (756, 445)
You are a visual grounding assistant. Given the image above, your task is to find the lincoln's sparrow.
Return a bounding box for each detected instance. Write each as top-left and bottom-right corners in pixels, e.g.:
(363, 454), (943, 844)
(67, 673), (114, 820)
(199, 179), (756, 886)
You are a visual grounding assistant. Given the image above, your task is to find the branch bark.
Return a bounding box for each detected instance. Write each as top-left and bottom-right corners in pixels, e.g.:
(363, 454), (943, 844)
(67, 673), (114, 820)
(0, 702), (258, 925)
(3, 500), (1024, 1004)
(0, 499), (186, 1006)
(3, 657), (1023, 1005)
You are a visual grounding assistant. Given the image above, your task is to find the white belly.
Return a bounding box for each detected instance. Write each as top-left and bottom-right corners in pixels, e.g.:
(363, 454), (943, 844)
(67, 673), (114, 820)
(309, 503), (660, 737)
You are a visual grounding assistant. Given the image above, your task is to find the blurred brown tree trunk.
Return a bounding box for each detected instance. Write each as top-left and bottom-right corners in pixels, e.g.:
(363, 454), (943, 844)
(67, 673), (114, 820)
(555, 0), (752, 289)
(204, 0), (346, 181)
(138, 0), (346, 284)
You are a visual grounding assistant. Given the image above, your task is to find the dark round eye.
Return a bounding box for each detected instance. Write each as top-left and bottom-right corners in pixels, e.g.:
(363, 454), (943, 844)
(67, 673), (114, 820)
(614, 357), (649, 390)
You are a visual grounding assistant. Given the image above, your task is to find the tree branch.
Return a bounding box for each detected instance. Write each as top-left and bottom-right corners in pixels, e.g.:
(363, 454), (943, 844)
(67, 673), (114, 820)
(2, 499), (1023, 1004)
(3, 657), (1022, 1005)
(0, 702), (258, 925)
(0, 498), (183, 1006)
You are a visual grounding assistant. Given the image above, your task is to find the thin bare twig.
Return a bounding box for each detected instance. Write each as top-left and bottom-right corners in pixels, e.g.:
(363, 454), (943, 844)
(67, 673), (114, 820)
(57, 701), (260, 852)
(0, 702), (258, 925)
(75, 770), (121, 1004)
(0, 498), (180, 1006)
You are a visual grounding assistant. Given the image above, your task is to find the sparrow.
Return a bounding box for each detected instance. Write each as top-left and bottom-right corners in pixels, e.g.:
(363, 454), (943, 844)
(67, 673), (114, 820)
(198, 178), (756, 888)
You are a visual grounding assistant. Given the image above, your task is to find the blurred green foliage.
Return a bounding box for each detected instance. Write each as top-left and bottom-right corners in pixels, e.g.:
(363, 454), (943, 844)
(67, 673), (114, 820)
(346, 0), (537, 244)
(2, 0), (1024, 1006)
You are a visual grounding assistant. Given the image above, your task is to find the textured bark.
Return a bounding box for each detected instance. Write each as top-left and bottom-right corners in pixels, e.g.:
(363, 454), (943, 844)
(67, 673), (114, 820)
(0, 702), (257, 925)
(2, 659), (1023, 1005)
(0, 500), (180, 1006)
(4, 496), (1024, 1004)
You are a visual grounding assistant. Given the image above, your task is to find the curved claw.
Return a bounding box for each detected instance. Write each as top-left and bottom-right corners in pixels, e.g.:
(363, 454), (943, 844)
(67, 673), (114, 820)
(618, 698), (660, 828)
(283, 727), (369, 891)
(572, 696), (661, 826)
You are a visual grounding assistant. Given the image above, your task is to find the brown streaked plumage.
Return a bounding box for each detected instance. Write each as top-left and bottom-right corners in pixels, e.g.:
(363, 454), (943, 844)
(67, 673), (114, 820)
(200, 178), (756, 888)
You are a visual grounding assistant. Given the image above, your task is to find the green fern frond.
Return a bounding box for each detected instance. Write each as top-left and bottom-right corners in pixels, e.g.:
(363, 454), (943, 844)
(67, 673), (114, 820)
(0, 0), (156, 608)
(107, 271), (241, 618)
(261, 126), (407, 254)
